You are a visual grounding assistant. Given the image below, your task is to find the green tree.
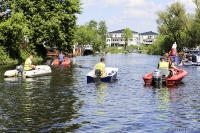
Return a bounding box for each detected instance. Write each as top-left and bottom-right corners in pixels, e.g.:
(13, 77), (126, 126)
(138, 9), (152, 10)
(85, 20), (98, 30)
(98, 21), (107, 41)
(0, 0), (82, 60)
(122, 28), (133, 50)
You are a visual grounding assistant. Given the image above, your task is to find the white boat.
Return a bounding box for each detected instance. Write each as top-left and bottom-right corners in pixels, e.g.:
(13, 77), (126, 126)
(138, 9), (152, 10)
(86, 67), (118, 83)
(4, 65), (52, 78)
(183, 55), (200, 66)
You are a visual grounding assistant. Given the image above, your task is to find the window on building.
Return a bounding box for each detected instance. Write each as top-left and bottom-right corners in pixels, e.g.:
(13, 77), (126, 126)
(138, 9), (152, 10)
(148, 36), (152, 39)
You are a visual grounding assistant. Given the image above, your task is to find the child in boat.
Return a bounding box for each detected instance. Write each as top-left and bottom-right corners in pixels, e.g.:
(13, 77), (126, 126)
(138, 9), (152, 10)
(94, 57), (106, 77)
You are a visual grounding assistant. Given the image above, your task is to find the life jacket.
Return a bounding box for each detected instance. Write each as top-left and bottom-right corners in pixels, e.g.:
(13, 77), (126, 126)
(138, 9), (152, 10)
(158, 62), (169, 69)
(95, 62), (106, 76)
(170, 48), (177, 56)
(24, 58), (32, 70)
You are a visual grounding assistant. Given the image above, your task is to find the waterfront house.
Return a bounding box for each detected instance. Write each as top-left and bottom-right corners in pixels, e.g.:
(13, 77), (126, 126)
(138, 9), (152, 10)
(106, 29), (139, 47)
(106, 29), (158, 47)
(140, 31), (158, 45)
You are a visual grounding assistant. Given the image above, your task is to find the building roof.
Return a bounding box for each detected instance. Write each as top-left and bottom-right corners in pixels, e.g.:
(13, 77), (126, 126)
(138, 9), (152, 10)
(109, 29), (138, 34)
(140, 31), (158, 35)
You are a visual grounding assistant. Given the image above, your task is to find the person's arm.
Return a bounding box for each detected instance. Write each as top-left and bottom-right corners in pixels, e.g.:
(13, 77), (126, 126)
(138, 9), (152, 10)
(102, 64), (106, 76)
(28, 62), (36, 69)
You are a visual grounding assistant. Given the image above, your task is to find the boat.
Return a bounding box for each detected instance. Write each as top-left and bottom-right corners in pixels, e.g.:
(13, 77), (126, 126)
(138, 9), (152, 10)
(51, 57), (70, 66)
(182, 54), (200, 66)
(143, 69), (187, 86)
(4, 65), (52, 78)
(86, 67), (118, 83)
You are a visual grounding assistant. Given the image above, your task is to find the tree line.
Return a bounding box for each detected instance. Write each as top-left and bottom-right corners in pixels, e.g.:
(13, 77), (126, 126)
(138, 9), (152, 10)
(148, 0), (200, 55)
(0, 0), (109, 64)
(0, 0), (82, 64)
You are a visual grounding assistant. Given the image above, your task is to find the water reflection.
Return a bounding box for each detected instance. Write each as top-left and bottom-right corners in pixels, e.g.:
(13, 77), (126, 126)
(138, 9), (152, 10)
(95, 82), (107, 105)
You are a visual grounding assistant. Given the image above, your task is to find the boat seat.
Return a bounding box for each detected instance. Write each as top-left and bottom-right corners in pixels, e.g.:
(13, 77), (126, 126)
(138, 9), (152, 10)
(159, 68), (169, 78)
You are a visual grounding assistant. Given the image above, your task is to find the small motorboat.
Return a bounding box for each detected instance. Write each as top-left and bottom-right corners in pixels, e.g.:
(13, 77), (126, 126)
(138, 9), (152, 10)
(183, 61), (198, 66)
(182, 55), (200, 66)
(143, 69), (187, 86)
(86, 67), (118, 83)
(4, 65), (52, 78)
(52, 57), (70, 66)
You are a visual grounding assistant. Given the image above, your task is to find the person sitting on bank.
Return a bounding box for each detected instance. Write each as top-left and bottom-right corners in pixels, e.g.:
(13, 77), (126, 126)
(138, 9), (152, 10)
(58, 52), (65, 65)
(24, 54), (37, 70)
(94, 57), (107, 77)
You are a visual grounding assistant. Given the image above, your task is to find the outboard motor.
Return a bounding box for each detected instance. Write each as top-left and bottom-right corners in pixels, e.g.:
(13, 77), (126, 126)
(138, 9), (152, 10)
(16, 65), (24, 77)
(152, 69), (162, 85)
(94, 69), (102, 83)
(152, 68), (169, 85)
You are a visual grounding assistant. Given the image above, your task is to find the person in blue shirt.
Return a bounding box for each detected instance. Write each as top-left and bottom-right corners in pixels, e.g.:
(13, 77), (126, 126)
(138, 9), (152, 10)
(58, 52), (65, 65)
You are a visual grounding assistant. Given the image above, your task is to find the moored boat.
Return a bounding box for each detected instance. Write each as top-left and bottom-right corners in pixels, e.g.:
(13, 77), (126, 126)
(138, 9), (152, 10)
(143, 69), (187, 86)
(52, 57), (70, 66)
(86, 67), (118, 83)
(4, 65), (52, 78)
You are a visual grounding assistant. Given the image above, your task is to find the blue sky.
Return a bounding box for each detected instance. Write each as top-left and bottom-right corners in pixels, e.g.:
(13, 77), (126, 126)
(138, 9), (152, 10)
(76, 0), (196, 33)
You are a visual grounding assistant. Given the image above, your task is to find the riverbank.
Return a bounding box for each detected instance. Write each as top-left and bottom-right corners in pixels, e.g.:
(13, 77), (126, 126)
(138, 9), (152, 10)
(106, 45), (148, 54)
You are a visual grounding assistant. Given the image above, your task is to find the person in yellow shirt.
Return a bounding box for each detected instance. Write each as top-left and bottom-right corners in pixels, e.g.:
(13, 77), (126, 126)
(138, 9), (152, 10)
(24, 54), (37, 70)
(157, 57), (170, 69)
(94, 57), (107, 77)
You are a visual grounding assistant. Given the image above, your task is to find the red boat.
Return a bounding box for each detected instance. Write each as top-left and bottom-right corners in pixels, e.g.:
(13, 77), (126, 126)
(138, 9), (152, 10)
(52, 57), (70, 66)
(143, 69), (187, 86)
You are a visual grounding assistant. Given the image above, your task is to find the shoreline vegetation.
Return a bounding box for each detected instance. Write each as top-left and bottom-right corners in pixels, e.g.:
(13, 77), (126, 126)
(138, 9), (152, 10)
(0, 45), (148, 66)
(106, 45), (148, 54)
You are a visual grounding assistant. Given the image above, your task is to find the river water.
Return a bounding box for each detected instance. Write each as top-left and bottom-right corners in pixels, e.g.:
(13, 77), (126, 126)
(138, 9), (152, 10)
(0, 53), (200, 133)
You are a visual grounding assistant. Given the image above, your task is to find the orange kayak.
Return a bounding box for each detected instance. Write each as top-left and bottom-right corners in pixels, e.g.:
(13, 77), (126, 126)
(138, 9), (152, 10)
(52, 57), (70, 66)
(143, 69), (187, 86)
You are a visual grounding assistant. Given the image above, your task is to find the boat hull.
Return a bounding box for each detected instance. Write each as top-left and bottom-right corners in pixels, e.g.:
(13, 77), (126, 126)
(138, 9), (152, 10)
(86, 67), (118, 83)
(4, 65), (52, 78)
(143, 69), (187, 86)
(52, 57), (70, 66)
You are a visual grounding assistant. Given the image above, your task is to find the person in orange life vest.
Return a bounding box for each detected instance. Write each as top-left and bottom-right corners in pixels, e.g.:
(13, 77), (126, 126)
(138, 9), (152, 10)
(94, 57), (106, 77)
(24, 54), (37, 70)
(58, 52), (65, 65)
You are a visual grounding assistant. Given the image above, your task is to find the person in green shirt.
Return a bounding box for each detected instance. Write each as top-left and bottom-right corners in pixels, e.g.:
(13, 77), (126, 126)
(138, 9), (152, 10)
(24, 54), (37, 70)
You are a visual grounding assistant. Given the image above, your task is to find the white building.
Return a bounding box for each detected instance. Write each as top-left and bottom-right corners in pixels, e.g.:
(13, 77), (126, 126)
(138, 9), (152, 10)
(106, 29), (158, 47)
(140, 31), (158, 45)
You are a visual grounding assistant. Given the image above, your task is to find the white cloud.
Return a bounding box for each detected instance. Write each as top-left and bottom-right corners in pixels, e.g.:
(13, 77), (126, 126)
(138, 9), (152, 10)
(129, 0), (147, 6)
(123, 9), (154, 19)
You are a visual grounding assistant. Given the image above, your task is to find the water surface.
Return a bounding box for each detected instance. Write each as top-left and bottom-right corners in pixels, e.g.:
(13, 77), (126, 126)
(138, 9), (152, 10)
(0, 53), (199, 133)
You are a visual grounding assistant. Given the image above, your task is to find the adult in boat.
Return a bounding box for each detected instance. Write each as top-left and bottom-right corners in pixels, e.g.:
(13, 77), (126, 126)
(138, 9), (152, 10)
(167, 57), (179, 75)
(170, 42), (177, 57)
(58, 52), (65, 65)
(191, 52), (197, 63)
(94, 57), (106, 77)
(24, 54), (37, 70)
(157, 57), (170, 70)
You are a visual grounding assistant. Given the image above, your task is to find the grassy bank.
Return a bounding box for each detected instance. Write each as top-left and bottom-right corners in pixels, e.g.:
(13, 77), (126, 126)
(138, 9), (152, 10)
(106, 45), (149, 54)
